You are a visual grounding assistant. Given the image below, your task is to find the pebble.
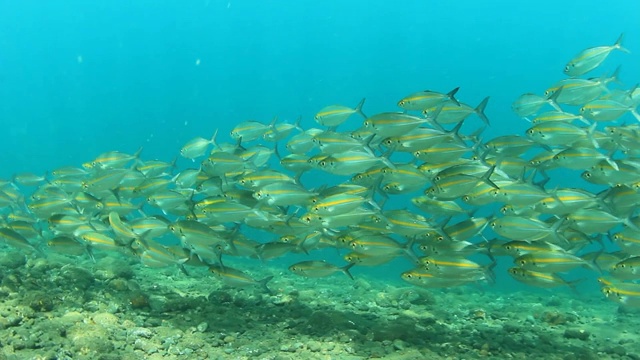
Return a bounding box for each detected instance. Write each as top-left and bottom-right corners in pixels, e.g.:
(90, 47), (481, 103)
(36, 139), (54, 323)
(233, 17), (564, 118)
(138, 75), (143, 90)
(393, 339), (405, 350)
(196, 322), (208, 333)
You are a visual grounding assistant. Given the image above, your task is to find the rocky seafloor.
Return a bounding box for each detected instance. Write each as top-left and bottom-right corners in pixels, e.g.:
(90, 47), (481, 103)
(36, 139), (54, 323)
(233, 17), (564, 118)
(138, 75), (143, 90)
(0, 248), (638, 360)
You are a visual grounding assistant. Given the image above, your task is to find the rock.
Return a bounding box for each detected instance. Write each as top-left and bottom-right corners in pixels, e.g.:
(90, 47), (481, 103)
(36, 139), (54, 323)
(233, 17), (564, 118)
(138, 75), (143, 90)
(393, 339), (405, 350)
(58, 266), (95, 290)
(563, 328), (590, 341)
(609, 345), (626, 356)
(308, 341), (321, 352)
(26, 291), (55, 312)
(93, 312), (119, 327)
(0, 252), (27, 269)
(59, 311), (84, 325)
(134, 338), (159, 354)
(68, 325), (114, 354)
(196, 322), (208, 333)
(128, 327), (154, 339)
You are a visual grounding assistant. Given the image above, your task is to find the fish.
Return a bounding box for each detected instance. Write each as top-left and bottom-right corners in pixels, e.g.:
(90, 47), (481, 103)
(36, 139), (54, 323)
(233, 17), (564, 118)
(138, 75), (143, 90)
(423, 96), (490, 125)
(289, 260), (355, 279)
(181, 133), (216, 159)
(230, 120), (271, 142)
(364, 112), (429, 137)
(514, 251), (598, 273)
(580, 100), (640, 122)
(310, 193), (367, 216)
(253, 182), (316, 207)
(508, 267), (580, 290)
(490, 215), (565, 243)
(0, 227), (42, 254)
(209, 264), (273, 293)
(397, 87), (460, 111)
(343, 251), (397, 266)
(546, 71), (618, 106)
(401, 265), (491, 288)
(610, 257), (640, 280)
(83, 148), (143, 170)
(526, 122), (597, 148)
(13, 173), (47, 187)
(512, 93), (560, 118)
(564, 33), (628, 76)
(315, 98), (367, 127)
(601, 282), (640, 308)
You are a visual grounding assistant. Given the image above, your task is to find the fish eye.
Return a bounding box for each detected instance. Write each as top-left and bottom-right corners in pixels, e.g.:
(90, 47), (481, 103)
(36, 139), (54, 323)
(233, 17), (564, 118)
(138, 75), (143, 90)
(526, 129), (534, 135)
(519, 260), (526, 266)
(398, 100), (405, 105)
(405, 273), (412, 278)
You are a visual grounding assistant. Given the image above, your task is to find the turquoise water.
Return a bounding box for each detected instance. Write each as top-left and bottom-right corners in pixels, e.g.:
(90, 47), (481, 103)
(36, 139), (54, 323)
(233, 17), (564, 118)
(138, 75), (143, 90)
(1, 2), (640, 358)
(1, 1), (638, 178)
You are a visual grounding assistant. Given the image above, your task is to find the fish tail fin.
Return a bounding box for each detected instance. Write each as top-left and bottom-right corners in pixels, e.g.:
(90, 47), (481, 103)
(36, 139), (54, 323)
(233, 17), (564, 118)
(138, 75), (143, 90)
(604, 153), (619, 171)
(614, 33), (630, 53)
(294, 115), (303, 132)
(341, 263), (356, 280)
(178, 264), (190, 276)
(566, 278), (584, 295)
(479, 165), (499, 189)
(630, 108), (640, 123)
(484, 261), (498, 285)
(254, 244), (267, 263)
(546, 85), (563, 111)
(133, 146), (144, 158)
(86, 246), (96, 263)
(258, 275), (274, 294)
(475, 96), (491, 126)
(446, 117), (467, 145)
(584, 247), (604, 274)
(130, 147), (145, 169)
(211, 128), (220, 148)
(355, 98), (368, 119)
(401, 237), (421, 265)
(447, 87), (461, 106)
(608, 65), (623, 85)
(586, 122), (600, 149)
(167, 156), (179, 175)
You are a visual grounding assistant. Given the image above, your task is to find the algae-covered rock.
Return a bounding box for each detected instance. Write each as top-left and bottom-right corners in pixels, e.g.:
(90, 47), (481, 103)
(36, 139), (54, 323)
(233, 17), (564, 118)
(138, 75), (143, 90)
(59, 266), (95, 289)
(67, 323), (114, 355)
(563, 328), (590, 341)
(26, 290), (55, 312)
(0, 252), (27, 269)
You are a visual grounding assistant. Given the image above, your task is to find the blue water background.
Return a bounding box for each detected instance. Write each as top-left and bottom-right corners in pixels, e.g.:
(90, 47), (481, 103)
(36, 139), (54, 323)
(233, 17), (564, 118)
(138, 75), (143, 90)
(1, 1), (639, 295)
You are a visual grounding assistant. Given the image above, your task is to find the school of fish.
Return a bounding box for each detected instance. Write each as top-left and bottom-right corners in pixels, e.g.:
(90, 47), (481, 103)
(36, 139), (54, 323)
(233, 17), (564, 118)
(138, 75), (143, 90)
(1, 34), (640, 307)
